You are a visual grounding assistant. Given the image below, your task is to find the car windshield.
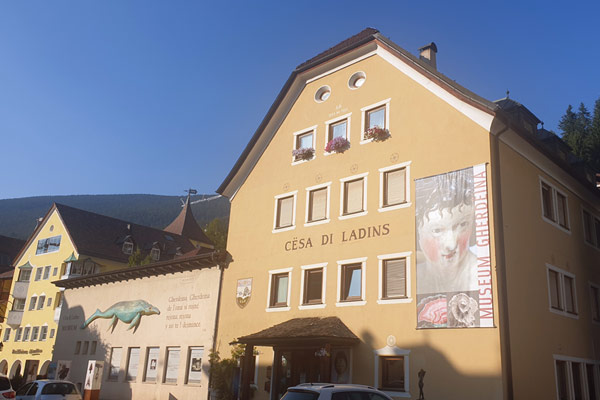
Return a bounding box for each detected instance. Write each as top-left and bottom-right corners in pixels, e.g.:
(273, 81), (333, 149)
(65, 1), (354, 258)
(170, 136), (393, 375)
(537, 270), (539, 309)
(41, 382), (78, 395)
(282, 390), (320, 400)
(0, 377), (11, 390)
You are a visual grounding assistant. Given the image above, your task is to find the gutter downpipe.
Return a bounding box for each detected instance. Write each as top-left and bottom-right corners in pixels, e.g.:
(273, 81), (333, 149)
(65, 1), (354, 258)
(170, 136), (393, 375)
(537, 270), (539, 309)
(208, 253), (228, 400)
(490, 116), (513, 400)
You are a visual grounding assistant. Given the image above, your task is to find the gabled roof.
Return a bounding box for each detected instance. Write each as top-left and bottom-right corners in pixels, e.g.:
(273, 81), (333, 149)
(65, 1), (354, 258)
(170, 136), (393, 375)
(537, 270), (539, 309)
(217, 28), (500, 197)
(164, 196), (213, 246)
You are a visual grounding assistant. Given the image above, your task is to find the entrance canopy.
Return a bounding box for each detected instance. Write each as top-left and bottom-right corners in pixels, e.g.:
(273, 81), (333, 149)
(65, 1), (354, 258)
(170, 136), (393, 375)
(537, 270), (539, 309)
(235, 317), (360, 347)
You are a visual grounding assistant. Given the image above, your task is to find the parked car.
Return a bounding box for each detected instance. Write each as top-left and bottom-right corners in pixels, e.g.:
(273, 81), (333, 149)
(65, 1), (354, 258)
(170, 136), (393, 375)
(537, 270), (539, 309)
(0, 374), (15, 399)
(282, 384), (394, 400)
(15, 380), (81, 400)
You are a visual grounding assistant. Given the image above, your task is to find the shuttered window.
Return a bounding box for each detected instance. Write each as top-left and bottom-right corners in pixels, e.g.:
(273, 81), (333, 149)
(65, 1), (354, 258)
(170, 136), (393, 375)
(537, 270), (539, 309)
(308, 188), (327, 222)
(344, 179), (364, 215)
(384, 168), (406, 207)
(383, 258), (406, 299)
(276, 196), (294, 228)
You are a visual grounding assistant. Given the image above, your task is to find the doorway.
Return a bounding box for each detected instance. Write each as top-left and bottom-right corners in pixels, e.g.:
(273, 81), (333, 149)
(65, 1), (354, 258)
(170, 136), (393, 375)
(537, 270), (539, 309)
(272, 348), (325, 400)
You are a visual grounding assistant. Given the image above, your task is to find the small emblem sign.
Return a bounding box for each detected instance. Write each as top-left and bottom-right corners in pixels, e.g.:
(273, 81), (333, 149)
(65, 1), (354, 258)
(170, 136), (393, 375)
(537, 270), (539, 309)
(236, 278), (252, 308)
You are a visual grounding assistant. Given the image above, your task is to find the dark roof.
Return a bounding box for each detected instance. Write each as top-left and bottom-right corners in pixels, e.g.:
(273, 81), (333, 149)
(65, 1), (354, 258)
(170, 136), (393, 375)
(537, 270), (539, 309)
(0, 234), (25, 269)
(54, 203), (197, 263)
(164, 196), (213, 246)
(236, 317), (360, 346)
(54, 251), (223, 289)
(494, 97), (541, 124)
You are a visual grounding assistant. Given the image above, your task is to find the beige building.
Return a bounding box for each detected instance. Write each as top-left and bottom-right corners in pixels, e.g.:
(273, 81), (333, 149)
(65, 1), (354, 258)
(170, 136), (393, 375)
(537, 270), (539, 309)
(215, 28), (600, 400)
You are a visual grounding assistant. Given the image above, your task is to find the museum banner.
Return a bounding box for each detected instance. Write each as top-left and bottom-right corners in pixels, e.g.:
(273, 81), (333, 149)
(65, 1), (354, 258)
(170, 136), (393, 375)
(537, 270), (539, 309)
(415, 164), (493, 328)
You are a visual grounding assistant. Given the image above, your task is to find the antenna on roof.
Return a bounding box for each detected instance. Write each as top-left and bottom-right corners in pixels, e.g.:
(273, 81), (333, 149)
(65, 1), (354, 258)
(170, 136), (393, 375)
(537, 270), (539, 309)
(506, 90), (510, 99)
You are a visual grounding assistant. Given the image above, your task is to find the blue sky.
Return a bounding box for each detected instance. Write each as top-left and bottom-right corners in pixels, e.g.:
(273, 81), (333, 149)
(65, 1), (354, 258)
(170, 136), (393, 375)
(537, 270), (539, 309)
(2, 1), (599, 199)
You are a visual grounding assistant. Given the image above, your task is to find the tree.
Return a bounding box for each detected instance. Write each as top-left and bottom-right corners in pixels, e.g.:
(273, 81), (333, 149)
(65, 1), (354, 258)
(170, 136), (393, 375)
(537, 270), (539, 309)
(558, 99), (600, 172)
(128, 248), (152, 267)
(204, 217), (228, 251)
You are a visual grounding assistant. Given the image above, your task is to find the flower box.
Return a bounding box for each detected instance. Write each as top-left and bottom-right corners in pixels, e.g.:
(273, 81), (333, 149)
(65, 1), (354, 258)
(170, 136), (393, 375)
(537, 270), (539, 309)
(325, 137), (350, 153)
(292, 147), (315, 161)
(364, 126), (391, 142)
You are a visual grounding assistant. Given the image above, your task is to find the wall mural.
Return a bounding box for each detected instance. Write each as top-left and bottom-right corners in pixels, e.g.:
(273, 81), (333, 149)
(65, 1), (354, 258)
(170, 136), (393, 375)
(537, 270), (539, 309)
(415, 165), (493, 328)
(81, 300), (160, 333)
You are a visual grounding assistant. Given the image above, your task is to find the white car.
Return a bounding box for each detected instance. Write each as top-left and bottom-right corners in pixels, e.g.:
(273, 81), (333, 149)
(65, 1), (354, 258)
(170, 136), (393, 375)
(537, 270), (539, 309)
(15, 380), (81, 400)
(0, 374), (15, 399)
(282, 384), (394, 400)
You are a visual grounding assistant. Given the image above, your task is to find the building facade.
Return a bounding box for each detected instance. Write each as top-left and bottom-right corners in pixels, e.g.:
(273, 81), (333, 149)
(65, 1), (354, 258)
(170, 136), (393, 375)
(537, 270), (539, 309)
(0, 200), (213, 382)
(216, 28), (600, 400)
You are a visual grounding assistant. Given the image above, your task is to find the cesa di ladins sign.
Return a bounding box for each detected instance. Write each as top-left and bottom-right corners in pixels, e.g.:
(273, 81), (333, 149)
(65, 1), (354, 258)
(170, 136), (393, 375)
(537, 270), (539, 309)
(284, 223), (390, 251)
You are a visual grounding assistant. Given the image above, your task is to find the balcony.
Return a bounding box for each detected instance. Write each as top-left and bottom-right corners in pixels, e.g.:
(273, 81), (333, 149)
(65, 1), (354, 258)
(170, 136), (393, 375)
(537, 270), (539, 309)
(12, 281), (29, 299)
(7, 310), (23, 326)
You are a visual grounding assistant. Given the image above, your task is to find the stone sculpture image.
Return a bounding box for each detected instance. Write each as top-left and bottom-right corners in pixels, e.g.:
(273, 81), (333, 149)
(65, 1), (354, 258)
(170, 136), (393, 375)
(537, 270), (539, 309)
(81, 300), (160, 333)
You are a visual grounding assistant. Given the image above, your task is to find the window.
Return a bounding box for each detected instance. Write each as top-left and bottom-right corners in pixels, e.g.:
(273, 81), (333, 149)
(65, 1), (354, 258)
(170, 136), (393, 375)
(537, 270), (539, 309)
(555, 360), (569, 400)
(43, 266), (50, 280)
(164, 347), (180, 383)
(374, 346), (410, 395)
(337, 258), (366, 306)
(23, 327), (30, 341)
(591, 284), (600, 323)
(306, 184), (330, 225)
(109, 347), (122, 381)
(293, 127), (316, 163)
(12, 298), (25, 311)
(40, 326), (48, 341)
(554, 357), (598, 400)
(15, 327), (22, 342)
(144, 347), (160, 382)
(82, 341), (89, 354)
(90, 341), (97, 354)
(31, 326), (39, 341)
(151, 247), (160, 262)
(348, 71), (366, 89)
(18, 268), (31, 282)
(273, 192), (297, 232)
(52, 267), (58, 276)
(325, 113), (351, 152)
(547, 264), (578, 317)
(35, 235), (61, 255)
(186, 347), (204, 384)
(582, 209), (600, 249)
(301, 266), (325, 306)
(540, 179), (569, 230)
(379, 162), (410, 212)
(37, 295), (46, 310)
(340, 173), (368, 219)
(34, 268), (43, 281)
(126, 348), (141, 381)
(74, 341), (81, 354)
(269, 272), (290, 308)
(122, 239), (134, 255)
(29, 296), (37, 311)
(47, 297), (52, 307)
(361, 99), (390, 142)
(379, 256), (409, 302)
(3, 328), (10, 342)
(50, 329), (55, 339)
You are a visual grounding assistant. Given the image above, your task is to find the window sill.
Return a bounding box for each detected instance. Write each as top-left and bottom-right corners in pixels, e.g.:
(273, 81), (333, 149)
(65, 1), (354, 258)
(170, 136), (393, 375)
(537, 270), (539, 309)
(542, 216), (571, 235)
(339, 211), (367, 220)
(359, 138), (374, 145)
(272, 226), (295, 234)
(299, 303), (326, 310)
(378, 202), (411, 213)
(584, 240), (600, 252)
(335, 300), (366, 307)
(291, 157), (315, 166)
(377, 298), (412, 305)
(304, 218), (330, 227)
(266, 306), (290, 312)
(380, 390), (410, 398)
(549, 308), (578, 319)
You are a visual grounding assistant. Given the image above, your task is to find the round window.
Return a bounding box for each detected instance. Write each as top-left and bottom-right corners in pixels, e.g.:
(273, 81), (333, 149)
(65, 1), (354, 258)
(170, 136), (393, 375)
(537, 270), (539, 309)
(315, 86), (331, 103)
(348, 71), (366, 89)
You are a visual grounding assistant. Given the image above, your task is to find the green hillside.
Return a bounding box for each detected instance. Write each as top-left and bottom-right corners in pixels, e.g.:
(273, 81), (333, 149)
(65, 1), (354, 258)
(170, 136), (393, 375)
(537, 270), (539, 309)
(0, 194), (230, 240)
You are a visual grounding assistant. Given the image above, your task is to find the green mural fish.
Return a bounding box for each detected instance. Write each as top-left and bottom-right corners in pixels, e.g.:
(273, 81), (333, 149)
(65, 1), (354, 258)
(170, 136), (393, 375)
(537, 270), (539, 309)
(81, 300), (160, 333)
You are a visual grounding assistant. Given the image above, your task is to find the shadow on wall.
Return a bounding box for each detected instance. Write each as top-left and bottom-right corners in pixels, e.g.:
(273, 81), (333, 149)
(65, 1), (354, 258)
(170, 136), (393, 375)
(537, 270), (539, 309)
(52, 301), (132, 399)
(357, 328), (503, 400)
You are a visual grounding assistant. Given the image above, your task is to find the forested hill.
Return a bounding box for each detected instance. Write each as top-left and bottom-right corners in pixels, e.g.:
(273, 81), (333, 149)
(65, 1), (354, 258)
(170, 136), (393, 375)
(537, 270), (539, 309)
(0, 194), (230, 240)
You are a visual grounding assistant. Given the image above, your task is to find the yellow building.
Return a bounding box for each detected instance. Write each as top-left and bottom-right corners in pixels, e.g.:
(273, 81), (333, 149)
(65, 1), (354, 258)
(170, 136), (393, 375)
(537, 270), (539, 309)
(216, 28), (600, 400)
(0, 200), (213, 381)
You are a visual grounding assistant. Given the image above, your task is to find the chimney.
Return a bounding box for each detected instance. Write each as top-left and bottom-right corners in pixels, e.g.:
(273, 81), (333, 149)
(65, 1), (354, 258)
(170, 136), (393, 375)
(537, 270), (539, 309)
(419, 42), (438, 69)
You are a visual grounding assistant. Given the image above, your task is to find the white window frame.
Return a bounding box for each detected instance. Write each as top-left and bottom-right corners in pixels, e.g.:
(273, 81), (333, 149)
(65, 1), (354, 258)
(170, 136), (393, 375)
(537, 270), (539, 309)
(324, 113), (352, 156)
(360, 98), (391, 144)
(546, 263), (578, 319)
(40, 324), (48, 341)
(553, 354), (600, 400)
(266, 267), (292, 312)
(539, 177), (571, 233)
(292, 125), (317, 165)
(582, 207), (600, 251)
(377, 252), (412, 304)
(339, 172), (368, 220)
(3, 328), (10, 342)
(23, 325), (31, 342)
(37, 293), (46, 310)
(373, 345), (410, 398)
(590, 282), (600, 325)
(378, 162), (411, 212)
(272, 191), (298, 233)
(299, 263), (327, 310)
(28, 294), (38, 311)
(304, 182), (331, 227)
(336, 257), (367, 307)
